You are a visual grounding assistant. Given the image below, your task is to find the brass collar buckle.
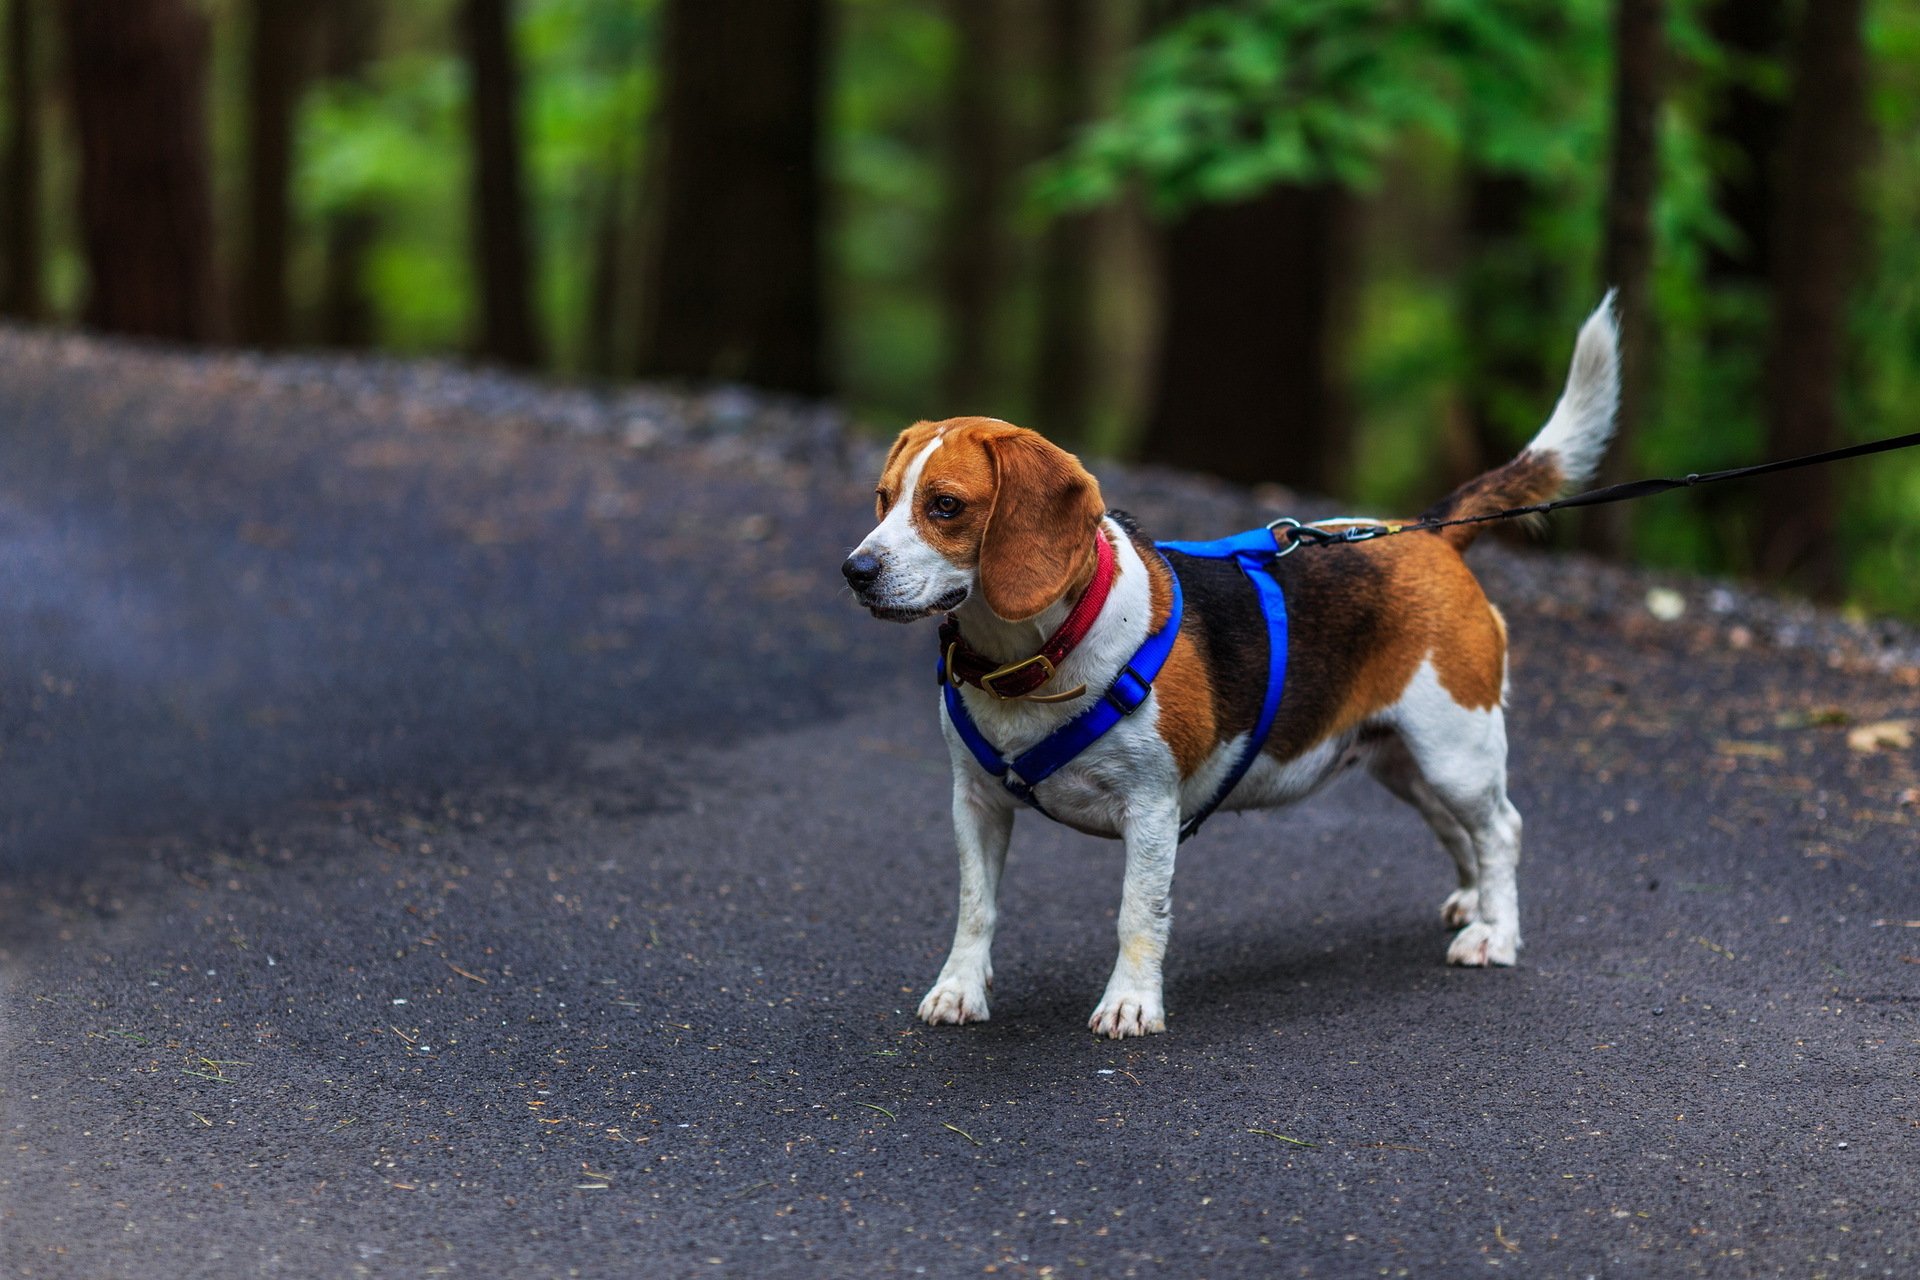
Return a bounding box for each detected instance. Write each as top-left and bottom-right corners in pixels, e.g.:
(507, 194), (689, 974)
(949, 643), (1088, 704)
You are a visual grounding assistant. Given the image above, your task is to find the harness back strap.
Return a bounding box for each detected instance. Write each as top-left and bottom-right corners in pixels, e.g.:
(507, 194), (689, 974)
(1155, 529), (1290, 841)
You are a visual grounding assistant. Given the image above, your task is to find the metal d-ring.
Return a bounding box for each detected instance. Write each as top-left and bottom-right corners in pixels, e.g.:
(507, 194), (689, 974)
(1265, 516), (1306, 557)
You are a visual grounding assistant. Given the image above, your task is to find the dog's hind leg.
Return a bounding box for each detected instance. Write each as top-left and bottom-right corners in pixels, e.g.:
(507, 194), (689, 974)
(1385, 666), (1522, 967)
(919, 775), (1015, 1026)
(1366, 735), (1482, 929)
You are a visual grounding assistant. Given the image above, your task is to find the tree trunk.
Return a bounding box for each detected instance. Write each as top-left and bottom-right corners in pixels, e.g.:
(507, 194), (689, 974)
(1703, 0), (1786, 289)
(638, 0), (827, 398)
(1751, 0), (1867, 597)
(1581, 0), (1664, 556)
(61, 0), (220, 341)
(460, 0), (542, 367)
(237, 0), (311, 348)
(1458, 169), (1552, 482)
(316, 0), (379, 348)
(939, 0), (1007, 410)
(1693, 0), (1788, 563)
(1033, 0), (1098, 444)
(1138, 186), (1355, 494)
(2, 0), (46, 320)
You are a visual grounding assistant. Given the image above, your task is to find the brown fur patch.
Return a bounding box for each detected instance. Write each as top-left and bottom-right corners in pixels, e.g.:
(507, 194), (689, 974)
(1421, 449), (1564, 551)
(1136, 548), (1219, 777)
(1262, 533), (1506, 765)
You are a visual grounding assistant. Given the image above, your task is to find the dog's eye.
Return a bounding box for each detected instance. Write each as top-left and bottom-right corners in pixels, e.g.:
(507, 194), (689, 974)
(929, 494), (964, 519)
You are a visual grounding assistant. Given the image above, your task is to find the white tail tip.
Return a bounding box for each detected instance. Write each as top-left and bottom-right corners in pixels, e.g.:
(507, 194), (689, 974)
(1526, 292), (1621, 493)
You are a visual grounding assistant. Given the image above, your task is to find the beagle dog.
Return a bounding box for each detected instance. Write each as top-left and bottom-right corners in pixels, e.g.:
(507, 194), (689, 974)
(844, 301), (1618, 1038)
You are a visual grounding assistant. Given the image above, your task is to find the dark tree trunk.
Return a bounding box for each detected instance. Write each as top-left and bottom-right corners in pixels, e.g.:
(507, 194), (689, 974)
(1752, 0), (1867, 597)
(317, 0), (379, 348)
(61, 0), (220, 341)
(1581, 0), (1665, 556)
(1033, 0), (1098, 444)
(2, 0), (46, 320)
(939, 0), (1007, 410)
(238, 0), (312, 348)
(1139, 186), (1355, 494)
(460, 0), (542, 367)
(1703, 0), (1787, 288)
(1694, 0), (1788, 563)
(639, 0), (827, 397)
(1458, 169), (1552, 481)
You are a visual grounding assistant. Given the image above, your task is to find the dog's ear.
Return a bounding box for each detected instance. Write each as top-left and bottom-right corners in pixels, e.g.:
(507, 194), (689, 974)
(978, 431), (1105, 621)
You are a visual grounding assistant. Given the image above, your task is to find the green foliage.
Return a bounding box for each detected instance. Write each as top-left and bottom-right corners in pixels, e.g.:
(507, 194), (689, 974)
(296, 20), (472, 351)
(830, 0), (955, 422)
(292, 0), (658, 363)
(1039, 0), (1601, 216)
(521, 0), (657, 371)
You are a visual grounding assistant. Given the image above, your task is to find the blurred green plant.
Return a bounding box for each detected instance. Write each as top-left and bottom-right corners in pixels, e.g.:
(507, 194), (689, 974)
(298, 36), (472, 351)
(1037, 0), (1599, 214)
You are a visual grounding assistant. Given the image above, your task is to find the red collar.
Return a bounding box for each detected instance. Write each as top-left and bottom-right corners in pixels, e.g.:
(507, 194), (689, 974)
(939, 533), (1115, 702)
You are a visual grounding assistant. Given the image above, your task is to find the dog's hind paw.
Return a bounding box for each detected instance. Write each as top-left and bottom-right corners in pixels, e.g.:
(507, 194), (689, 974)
(1440, 888), (1480, 930)
(918, 979), (990, 1026)
(1446, 921), (1518, 967)
(1088, 992), (1165, 1039)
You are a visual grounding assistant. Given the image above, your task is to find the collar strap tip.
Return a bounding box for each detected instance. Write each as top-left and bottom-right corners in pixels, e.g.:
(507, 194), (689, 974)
(980, 651), (1054, 699)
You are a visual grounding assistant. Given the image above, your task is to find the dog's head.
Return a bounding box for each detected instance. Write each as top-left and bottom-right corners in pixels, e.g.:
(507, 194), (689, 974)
(843, 418), (1106, 623)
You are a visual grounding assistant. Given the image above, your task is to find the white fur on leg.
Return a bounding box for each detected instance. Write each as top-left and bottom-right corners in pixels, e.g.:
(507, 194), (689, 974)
(1381, 662), (1524, 969)
(920, 762), (1014, 1027)
(1089, 798), (1180, 1039)
(1449, 797), (1522, 966)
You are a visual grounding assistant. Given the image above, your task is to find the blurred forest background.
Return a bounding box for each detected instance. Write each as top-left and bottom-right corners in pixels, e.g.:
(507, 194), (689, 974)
(1, 0), (1917, 614)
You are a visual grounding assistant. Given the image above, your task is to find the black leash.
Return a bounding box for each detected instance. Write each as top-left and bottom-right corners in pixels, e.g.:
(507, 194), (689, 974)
(1276, 430), (1920, 550)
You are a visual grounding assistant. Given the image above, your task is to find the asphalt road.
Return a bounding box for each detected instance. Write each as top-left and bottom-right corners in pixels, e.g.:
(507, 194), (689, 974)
(2, 331), (1916, 1278)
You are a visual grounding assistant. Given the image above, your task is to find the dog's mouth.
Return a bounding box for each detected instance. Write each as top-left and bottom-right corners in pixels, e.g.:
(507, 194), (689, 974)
(864, 587), (967, 622)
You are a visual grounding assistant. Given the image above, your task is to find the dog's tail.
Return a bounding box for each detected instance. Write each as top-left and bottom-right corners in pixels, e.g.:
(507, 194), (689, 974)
(1421, 293), (1620, 551)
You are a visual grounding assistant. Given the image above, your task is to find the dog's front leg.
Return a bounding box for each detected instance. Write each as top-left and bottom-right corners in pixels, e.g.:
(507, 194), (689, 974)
(918, 774), (1014, 1026)
(1089, 797), (1180, 1038)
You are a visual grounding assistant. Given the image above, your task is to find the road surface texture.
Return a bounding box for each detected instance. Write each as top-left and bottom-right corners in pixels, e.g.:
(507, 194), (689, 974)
(2, 327), (1916, 1278)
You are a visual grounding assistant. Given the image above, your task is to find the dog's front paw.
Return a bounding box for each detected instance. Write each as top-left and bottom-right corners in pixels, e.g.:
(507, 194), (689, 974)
(1446, 921), (1519, 967)
(1440, 888), (1480, 930)
(918, 977), (990, 1026)
(1088, 989), (1165, 1039)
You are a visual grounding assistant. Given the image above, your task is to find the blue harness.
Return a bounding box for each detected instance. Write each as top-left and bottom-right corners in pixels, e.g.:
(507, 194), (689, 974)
(939, 525), (1291, 843)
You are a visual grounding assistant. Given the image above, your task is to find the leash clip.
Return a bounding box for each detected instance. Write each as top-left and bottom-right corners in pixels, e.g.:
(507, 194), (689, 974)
(1268, 515), (1400, 552)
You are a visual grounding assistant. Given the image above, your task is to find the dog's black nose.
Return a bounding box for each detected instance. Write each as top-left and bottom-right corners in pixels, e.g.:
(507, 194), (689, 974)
(842, 552), (883, 591)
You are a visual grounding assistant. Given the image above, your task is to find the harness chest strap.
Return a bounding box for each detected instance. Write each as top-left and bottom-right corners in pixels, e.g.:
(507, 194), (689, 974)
(940, 550), (1182, 818)
(939, 527), (1291, 843)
